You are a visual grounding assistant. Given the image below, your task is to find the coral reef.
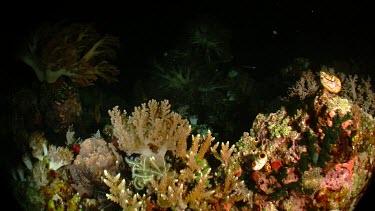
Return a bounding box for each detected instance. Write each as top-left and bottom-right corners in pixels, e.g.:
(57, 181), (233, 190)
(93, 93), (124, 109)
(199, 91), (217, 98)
(9, 69), (375, 210)
(235, 69), (375, 210)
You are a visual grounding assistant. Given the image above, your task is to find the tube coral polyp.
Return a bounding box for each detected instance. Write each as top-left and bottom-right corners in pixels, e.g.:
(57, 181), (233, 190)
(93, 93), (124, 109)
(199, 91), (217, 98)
(252, 151), (268, 170)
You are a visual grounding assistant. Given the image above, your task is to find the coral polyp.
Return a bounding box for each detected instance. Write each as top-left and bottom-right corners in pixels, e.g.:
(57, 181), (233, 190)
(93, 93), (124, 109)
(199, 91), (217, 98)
(252, 151), (268, 170)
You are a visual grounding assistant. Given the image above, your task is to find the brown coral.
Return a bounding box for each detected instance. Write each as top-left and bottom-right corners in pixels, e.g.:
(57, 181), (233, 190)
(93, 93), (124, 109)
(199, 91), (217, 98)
(19, 22), (120, 86)
(68, 136), (124, 198)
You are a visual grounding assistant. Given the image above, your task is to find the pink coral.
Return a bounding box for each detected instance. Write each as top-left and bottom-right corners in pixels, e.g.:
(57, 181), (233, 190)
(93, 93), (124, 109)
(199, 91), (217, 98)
(256, 174), (279, 193)
(282, 167), (299, 184)
(73, 137), (123, 177)
(320, 168), (352, 190)
(69, 136), (124, 197)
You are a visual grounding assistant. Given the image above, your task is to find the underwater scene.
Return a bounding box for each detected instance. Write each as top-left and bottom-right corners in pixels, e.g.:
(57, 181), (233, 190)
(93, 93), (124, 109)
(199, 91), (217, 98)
(2, 3), (375, 211)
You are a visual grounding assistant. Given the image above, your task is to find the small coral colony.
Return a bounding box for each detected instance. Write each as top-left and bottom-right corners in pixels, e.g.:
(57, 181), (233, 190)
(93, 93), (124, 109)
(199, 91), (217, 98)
(9, 22), (375, 211)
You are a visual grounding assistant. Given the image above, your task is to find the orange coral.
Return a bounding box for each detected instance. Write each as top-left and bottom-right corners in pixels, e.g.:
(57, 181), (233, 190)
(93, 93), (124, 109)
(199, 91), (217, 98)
(334, 156), (358, 179)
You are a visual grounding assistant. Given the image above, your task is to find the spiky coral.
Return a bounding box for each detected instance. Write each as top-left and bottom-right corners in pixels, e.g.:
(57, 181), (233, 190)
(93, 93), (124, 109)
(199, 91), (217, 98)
(102, 129), (253, 210)
(102, 170), (150, 210)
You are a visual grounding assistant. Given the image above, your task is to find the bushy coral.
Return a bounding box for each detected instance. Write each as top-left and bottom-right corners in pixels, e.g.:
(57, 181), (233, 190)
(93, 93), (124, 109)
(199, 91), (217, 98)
(47, 145), (74, 170)
(108, 99), (191, 167)
(18, 22), (120, 86)
(28, 131), (74, 170)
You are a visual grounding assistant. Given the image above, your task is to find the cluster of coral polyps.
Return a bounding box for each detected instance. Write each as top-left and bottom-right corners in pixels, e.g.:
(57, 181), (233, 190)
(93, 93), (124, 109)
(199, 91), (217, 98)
(236, 85), (375, 210)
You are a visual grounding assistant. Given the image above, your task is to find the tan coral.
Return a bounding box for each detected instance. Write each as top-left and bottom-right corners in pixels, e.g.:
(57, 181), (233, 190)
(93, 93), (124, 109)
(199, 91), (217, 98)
(108, 99), (191, 166)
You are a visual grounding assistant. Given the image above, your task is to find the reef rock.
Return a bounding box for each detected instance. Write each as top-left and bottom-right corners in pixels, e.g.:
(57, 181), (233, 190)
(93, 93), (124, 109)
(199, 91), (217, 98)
(236, 71), (375, 210)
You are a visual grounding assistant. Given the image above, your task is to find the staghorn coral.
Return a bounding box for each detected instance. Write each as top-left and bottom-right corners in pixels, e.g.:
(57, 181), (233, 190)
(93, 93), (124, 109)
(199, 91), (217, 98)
(210, 141), (253, 209)
(18, 22), (120, 86)
(108, 99), (191, 167)
(102, 129), (253, 210)
(102, 170), (150, 210)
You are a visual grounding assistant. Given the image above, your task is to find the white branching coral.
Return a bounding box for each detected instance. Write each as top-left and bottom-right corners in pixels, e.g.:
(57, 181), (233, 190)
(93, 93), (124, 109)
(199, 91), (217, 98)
(108, 99), (191, 166)
(102, 170), (149, 210)
(211, 141), (253, 206)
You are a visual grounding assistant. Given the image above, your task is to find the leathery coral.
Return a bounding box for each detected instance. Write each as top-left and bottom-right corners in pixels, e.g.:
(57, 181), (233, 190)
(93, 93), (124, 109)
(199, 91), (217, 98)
(69, 135), (124, 197)
(18, 22), (120, 86)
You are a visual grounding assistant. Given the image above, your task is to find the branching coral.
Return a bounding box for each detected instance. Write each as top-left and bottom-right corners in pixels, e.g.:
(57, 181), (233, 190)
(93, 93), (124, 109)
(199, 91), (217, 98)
(285, 70), (319, 100)
(102, 170), (150, 210)
(102, 128), (252, 210)
(18, 22), (120, 86)
(211, 141), (253, 208)
(108, 99), (191, 167)
(148, 130), (217, 210)
(340, 73), (375, 116)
